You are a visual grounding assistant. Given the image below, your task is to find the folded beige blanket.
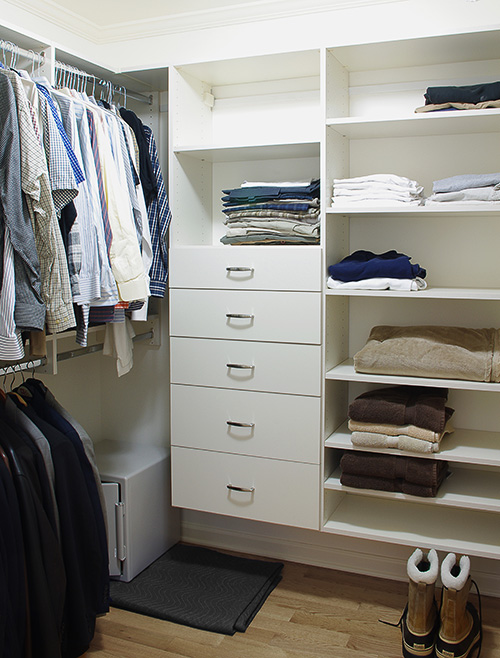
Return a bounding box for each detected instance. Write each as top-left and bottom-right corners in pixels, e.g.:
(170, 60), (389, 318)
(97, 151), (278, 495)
(348, 418), (454, 443)
(350, 431), (440, 453)
(354, 325), (500, 382)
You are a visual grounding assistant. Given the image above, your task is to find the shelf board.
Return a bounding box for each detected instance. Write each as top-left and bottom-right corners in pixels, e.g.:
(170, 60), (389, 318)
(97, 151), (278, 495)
(326, 108), (500, 139)
(325, 359), (500, 392)
(322, 496), (500, 559)
(327, 204), (500, 217)
(325, 466), (500, 512)
(325, 287), (500, 300)
(173, 141), (320, 162)
(325, 421), (500, 467)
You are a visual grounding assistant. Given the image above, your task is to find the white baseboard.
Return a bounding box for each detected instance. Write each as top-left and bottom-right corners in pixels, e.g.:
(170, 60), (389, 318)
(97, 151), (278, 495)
(181, 511), (500, 598)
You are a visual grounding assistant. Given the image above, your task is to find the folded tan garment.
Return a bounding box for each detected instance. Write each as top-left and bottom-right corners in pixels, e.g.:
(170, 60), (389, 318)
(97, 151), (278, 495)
(415, 100), (500, 112)
(348, 418), (454, 442)
(354, 325), (500, 382)
(351, 431), (440, 453)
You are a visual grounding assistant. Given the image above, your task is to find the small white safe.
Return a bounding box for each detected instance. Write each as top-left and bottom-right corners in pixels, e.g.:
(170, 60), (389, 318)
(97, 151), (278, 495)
(94, 440), (180, 582)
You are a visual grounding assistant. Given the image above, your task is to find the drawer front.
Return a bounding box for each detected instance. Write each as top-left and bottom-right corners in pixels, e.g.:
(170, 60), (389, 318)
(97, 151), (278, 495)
(171, 384), (320, 463)
(170, 289), (321, 344)
(170, 337), (321, 396)
(171, 446), (319, 530)
(169, 246), (322, 291)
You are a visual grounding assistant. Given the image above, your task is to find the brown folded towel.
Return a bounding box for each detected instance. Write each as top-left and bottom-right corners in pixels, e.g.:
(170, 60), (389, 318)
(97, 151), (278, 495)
(340, 472), (446, 497)
(353, 325), (500, 382)
(348, 417), (454, 443)
(340, 451), (448, 487)
(348, 386), (452, 433)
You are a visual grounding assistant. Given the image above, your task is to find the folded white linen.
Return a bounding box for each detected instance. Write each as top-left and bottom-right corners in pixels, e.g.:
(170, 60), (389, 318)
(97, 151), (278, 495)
(327, 276), (427, 291)
(333, 188), (422, 202)
(331, 197), (423, 206)
(333, 173), (422, 190)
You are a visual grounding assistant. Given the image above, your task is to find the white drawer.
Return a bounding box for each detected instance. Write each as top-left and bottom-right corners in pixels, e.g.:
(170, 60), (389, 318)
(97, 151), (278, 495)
(170, 337), (321, 395)
(171, 384), (320, 463)
(170, 289), (321, 344)
(171, 446), (319, 530)
(169, 246), (322, 291)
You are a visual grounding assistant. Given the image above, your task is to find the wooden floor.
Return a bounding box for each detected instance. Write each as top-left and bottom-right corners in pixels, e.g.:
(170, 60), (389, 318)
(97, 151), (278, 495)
(85, 556), (500, 658)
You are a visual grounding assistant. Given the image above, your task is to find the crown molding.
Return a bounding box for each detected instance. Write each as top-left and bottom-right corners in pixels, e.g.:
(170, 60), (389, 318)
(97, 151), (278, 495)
(6, 0), (406, 44)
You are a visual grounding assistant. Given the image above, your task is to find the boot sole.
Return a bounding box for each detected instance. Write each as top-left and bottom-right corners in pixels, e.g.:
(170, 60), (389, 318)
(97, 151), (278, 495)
(435, 631), (481, 658)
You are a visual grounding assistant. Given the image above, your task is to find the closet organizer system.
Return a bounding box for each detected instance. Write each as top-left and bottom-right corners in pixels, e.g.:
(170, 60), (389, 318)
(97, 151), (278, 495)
(168, 28), (500, 561)
(0, 31), (171, 658)
(0, 36), (163, 378)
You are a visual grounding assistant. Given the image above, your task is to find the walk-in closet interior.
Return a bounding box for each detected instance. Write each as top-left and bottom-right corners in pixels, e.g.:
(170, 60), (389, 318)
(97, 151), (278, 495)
(2, 0), (500, 654)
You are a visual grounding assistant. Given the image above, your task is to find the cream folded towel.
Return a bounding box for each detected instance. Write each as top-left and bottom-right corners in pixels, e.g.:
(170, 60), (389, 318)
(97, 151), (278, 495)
(348, 418), (453, 443)
(354, 325), (500, 382)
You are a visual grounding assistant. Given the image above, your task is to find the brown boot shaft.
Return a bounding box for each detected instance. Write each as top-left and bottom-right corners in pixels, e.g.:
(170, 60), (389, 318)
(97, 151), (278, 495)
(439, 578), (474, 644)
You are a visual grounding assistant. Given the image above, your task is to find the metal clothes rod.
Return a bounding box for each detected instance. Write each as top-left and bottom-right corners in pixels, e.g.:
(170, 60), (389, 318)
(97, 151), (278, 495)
(0, 38), (44, 68)
(56, 330), (154, 363)
(0, 357), (47, 376)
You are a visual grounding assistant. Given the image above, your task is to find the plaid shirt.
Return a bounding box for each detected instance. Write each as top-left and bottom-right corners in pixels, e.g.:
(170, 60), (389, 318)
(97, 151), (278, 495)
(143, 125), (171, 297)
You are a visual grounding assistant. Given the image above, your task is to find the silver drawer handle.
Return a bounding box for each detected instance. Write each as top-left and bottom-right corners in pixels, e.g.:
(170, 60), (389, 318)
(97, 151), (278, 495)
(226, 420), (255, 428)
(227, 484), (255, 493)
(226, 363), (254, 369)
(226, 313), (254, 319)
(226, 266), (254, 272)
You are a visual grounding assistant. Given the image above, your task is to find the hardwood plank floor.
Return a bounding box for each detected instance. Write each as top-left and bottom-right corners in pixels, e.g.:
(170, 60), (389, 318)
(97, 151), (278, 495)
(85, 556), (500, 658)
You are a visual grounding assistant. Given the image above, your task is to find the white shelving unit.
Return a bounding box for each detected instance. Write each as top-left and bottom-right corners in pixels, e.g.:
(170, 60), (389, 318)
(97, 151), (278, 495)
(167, 27), (500, 560)
(322, 29), (500, 558)
(168, 50), (323, 530)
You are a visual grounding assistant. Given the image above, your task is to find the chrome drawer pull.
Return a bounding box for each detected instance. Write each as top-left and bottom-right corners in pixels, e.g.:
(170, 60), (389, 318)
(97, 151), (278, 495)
(226, 266), (254, 272)
(227, 484), (255, 493)
(226, 363), (254, 369)
(226, 313), (254, 319)
(226, 420), (255, 428)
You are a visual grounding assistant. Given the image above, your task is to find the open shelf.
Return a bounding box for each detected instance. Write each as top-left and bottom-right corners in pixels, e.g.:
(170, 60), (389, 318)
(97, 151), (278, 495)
(325, 466), (500, 512)
(326, 109), (500, 139)
(323, 496), (500, 559)
(325, 422), (500, 467)
(325, 287), (500, 300)
(325, 360), (500, 392)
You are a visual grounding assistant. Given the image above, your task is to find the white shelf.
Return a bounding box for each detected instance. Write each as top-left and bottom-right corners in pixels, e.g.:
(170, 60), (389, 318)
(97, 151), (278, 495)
(173, 141), (320, 162)
(326, 109), (500, 139)
(325, 466), (500, 512)
(325, 287), (500, 300)
(327, 204), (500, 217)
(323, 496), (500, 559)
(325, 421), (500, 467)
(325, 359), (500, 392)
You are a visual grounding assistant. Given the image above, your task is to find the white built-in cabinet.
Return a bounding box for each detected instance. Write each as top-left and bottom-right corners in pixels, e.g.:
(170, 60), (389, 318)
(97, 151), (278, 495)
(169, 29), (500, 558)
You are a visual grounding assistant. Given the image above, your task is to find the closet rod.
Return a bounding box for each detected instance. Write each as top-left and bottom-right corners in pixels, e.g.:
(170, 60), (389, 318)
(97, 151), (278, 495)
(56, 330), (154, 363)
(55, 60), (153, 106)
(0, 358), (47, 377)
(0, 39), (44, 66)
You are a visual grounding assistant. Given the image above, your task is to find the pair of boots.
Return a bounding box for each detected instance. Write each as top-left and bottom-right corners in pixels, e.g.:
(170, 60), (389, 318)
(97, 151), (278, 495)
(396, 548), (482, 658)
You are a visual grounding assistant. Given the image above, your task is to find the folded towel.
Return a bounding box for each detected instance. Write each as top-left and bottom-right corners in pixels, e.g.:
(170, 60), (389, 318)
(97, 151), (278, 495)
(350, 431), (440, 453)
(340, 451), (448, 487)
(348, 386), (452, 433)
(348, 416), (454, 442)
(339, 472), (447, 497)
(353, 325), (500, 383)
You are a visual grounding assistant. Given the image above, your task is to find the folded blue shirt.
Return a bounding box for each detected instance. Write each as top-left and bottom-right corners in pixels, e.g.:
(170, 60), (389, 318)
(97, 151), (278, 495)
(328, 250), (426, 282)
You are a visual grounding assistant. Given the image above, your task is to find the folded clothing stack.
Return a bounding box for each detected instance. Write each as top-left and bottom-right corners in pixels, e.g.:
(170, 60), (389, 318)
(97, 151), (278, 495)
(220, 179), (320, 245)
(415, 80), (500, 113)
(340, 451), (449, 497)
(331, 173), (424, 207)
(354, 325), (500, 382)
(425, 172), (500, 205)
(348, 385), (454, 454)
(327, 249), (427, 292)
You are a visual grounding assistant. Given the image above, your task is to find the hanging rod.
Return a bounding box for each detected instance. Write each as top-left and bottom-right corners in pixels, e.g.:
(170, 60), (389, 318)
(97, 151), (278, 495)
(55, 59), (153, 106)
(0, 39), (44, 68)
(0, 357), (47, 377)
(56, 330), (154, 363)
